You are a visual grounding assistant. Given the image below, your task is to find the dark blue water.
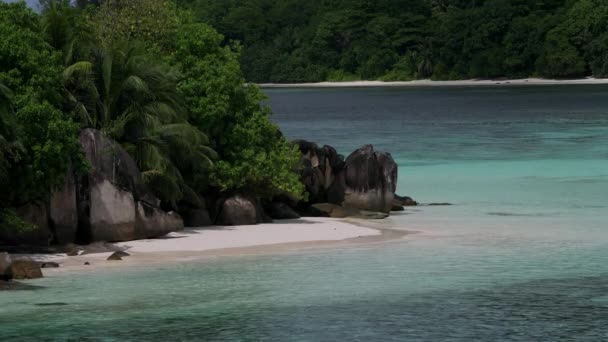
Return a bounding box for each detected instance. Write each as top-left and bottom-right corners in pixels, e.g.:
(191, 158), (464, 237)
(1, 85), (608, 341)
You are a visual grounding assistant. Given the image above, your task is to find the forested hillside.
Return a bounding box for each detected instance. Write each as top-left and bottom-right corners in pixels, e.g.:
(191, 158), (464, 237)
(1, 0), (304, 231)
(179, 0), (608, 83)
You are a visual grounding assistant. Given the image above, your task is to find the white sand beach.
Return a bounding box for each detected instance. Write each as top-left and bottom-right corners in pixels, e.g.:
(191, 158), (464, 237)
(36, 217), (404, 273)
(117, 217), (381, 253)
(258, 77), (608, 88)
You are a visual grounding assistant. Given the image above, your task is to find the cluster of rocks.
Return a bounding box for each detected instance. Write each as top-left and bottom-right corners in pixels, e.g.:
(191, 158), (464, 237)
(191, 142), (417, 226)
(0, 129), (184, 247)
(292, 140), (416, 218)
(0, 131), (418, 252)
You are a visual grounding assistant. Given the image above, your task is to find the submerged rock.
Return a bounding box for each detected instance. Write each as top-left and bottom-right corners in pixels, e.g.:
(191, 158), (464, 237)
(0, 280), (42, 291)
(311, 203), (389, 220)
(40, 262), (60, 268)
(8, 260), (43, 280)
(394, 194), (418, 206)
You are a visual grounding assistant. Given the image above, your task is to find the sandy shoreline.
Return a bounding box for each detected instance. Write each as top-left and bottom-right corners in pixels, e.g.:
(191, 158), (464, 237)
(36, 217), (407, 275)
(258, 77), (608, 88)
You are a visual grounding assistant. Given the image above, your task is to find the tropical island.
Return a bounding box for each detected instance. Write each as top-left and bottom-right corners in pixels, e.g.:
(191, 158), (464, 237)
(1, 0), (414, 282)
(2, 1), (608, 340)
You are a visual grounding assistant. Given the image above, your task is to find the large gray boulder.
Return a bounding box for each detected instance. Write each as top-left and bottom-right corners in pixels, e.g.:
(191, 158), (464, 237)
(50, 170), (78, 244)
(89, 179), (137, 242)
(78, 129), (154, 204)
(8, 260), (43, 280)
(217, 195), (269, 226)
(135, 201), (183, 238)
(75, 129), (181, 242)
(343, 145), (397, 213)
(294, 140), (345, 205)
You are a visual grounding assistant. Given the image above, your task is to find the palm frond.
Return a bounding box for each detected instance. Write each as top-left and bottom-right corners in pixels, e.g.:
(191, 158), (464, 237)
(63, 61), (93, 81)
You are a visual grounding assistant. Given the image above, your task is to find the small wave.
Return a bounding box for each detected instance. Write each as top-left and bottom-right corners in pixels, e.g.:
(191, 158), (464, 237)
(34, 302), (69, 306)
(486, 212), (552, 217)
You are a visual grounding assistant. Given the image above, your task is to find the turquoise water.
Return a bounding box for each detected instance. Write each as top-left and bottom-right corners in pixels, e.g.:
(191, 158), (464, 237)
(2, 86), (608, 341)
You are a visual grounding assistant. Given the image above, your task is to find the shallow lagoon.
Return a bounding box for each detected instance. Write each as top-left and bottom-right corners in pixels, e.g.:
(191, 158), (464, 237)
(2, 85), (608, 341)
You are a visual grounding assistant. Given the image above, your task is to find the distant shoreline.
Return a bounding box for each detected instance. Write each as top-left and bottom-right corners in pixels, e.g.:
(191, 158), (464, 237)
(258, 77), (608, 88)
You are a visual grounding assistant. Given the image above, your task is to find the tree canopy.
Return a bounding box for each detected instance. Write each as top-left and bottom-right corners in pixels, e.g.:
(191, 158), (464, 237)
(0, 0), (305, 229)
(179, 0), (608, 82)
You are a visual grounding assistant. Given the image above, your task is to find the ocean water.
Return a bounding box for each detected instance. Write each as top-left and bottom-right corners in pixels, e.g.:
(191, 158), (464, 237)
(2, 85), (608, 341)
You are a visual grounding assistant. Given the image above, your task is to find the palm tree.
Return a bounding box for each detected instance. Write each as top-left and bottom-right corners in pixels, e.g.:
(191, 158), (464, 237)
(416, 38), (434, 78)
(63, 42), (216, 208)
(41, 0), (95, 66)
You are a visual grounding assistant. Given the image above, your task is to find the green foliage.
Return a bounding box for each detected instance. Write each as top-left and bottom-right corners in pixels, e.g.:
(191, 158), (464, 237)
(180, 0), (608, 81)
(2, 0), (307, 221)
(41, 0), (95, 65)
(63, 38), (216, 208)
(0, 2), (83, 207)
(0, 208), (36, 233)
(173, 19), (305, 199)
(93, 0), (180, 52)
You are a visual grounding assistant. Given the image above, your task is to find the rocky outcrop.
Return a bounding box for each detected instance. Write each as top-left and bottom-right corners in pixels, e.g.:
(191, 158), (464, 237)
(135, 201), (183, 238)
(8, 260), (43, 280)
(217, 195), (271, 225)
(78, 129), (153, 204)
(75, 129), (183, 242)
(2, 129), (184, 247)
(295, 142), (399, 215)
(88, 179), (137, 242)
(294, 140), (346, 205)
(343, 145), (397, 213)
(394, 194), (418, 207)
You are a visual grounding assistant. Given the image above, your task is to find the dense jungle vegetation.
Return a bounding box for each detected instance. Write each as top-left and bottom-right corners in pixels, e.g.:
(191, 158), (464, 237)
(0, 0), (304, 228)
(180, 0), (608, 82)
